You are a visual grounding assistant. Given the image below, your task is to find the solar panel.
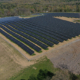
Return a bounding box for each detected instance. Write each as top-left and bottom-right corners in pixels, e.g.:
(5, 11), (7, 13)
(0, 29), (34, 55)
(0, 13), (80, 56)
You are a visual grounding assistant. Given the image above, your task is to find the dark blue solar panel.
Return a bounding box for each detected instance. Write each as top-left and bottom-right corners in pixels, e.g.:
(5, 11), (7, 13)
(0, 29), (34, 55)
(0, 13), (80, 55)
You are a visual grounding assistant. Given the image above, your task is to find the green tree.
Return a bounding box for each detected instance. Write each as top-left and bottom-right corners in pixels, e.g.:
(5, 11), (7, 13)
(37, 69), (54, 80)
(69, 72), (78, 80)
(28, 75), (37, 80)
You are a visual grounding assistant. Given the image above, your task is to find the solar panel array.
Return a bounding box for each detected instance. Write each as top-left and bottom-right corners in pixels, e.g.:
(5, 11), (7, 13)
(0, 13), (80, 55)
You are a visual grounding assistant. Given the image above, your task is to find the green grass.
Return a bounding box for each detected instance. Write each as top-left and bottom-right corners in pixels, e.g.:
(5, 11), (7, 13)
(45, 48), (49, 50)
(74, 20), (80, 23)
(9, 57), (58, 80)
(76, 20), (80, 22)
(31, 53), (36, 56)
(38, 50), (42, 53)
(20, 15), (41, 18)
(77, 75), (80, 79)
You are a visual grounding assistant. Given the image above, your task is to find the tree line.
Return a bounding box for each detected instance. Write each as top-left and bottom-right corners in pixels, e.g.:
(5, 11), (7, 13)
(21, 69), (80, 80)
(0, 3), (80, 17)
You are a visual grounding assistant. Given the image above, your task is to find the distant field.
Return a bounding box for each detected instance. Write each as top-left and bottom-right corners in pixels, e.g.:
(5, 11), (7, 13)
(19, 15), (42, 18)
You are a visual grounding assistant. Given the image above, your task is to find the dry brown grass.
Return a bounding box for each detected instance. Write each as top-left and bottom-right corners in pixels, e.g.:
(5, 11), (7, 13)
(47, 37), (80, 74)
(0, 37), (35, 80)
(54, 16), (80, 23)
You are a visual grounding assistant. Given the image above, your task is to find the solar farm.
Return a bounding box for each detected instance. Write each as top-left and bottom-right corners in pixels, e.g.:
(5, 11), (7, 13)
(0, 13), (80, 59)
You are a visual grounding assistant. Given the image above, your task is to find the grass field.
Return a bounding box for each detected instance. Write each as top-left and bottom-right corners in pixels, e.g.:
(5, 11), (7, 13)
(20, 14), (42, 18)
(9, 57), (57, 80)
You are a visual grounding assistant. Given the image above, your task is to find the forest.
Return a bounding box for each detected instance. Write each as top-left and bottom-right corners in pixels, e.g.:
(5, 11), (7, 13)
(0, 0), (80, 17)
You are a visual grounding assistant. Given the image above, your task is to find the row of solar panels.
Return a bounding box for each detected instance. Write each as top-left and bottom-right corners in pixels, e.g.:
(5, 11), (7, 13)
(11, 21), (70, 40)
(9, 21), (66, 42)
(1, 25), (42, 52)
(12, 22), (63, 42)
(4, 23), (54, 47)
(0, 29), (34, 55)
(11, 18), (78, 38)
(5, 19), (79, 41)
(26, 20), (78, 37)
(4, 17), (80, 41)
(16, 20), (73, 38)
(22, 15), (80, 37)
(1, 24), (48, 49)
(18, 21), (70, 39)
(0, 13), (80, 56)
